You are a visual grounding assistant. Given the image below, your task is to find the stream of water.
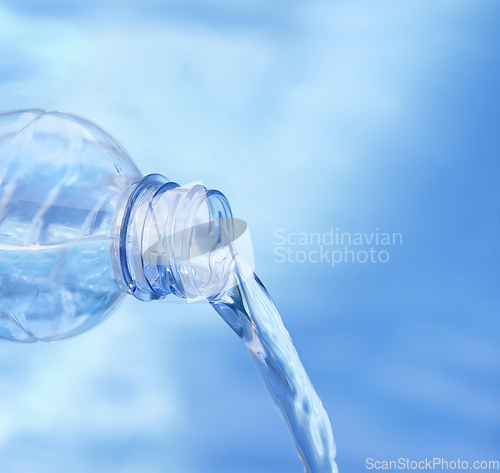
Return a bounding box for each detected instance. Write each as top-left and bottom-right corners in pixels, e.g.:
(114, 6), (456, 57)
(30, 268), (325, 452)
(210, 258), (338, 473)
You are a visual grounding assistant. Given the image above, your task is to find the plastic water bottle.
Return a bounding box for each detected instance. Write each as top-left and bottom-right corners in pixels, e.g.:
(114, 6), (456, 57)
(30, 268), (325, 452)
(0, 109), (339, 473)
(0, 109), (233, 343)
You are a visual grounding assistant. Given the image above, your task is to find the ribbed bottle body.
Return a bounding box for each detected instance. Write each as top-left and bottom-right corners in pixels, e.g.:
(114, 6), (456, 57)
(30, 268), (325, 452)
(0, 110), (142, 342)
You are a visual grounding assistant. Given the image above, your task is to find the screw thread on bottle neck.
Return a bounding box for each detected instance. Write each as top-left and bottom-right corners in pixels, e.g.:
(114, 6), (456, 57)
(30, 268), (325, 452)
(111, 174), (234, 302)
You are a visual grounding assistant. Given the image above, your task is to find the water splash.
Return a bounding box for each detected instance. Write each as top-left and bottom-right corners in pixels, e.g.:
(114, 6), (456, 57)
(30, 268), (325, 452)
(210, 258), (338, 473)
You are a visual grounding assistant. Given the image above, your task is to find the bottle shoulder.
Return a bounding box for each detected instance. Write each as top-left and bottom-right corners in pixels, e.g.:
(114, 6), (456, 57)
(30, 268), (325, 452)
(0, 109), (142, 178)
(0, 110), (143, 247)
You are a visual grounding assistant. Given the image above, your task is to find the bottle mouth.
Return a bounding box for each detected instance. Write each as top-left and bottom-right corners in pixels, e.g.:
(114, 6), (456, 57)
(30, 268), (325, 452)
(111, 174), (239, 302)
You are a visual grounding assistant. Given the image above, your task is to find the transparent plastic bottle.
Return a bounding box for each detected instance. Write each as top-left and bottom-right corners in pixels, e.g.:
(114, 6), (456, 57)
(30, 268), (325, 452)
(0, 109), (233, 343)
(0, 110), (338, 473)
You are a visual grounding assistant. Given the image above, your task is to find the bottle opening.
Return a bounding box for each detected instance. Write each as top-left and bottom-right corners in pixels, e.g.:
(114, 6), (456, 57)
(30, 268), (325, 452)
(111, 174), (253, 302)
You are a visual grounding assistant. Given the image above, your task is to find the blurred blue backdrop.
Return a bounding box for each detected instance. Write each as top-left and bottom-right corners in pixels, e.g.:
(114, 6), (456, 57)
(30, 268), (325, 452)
(0, 1), (499, 472)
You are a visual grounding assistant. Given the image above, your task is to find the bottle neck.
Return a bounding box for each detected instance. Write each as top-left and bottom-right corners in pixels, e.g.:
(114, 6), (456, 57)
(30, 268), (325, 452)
(111, 174), (234, 302)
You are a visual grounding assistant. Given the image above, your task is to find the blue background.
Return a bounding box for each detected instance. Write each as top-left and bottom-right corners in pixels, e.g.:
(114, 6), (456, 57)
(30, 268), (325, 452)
(0, 1), (499, 472)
